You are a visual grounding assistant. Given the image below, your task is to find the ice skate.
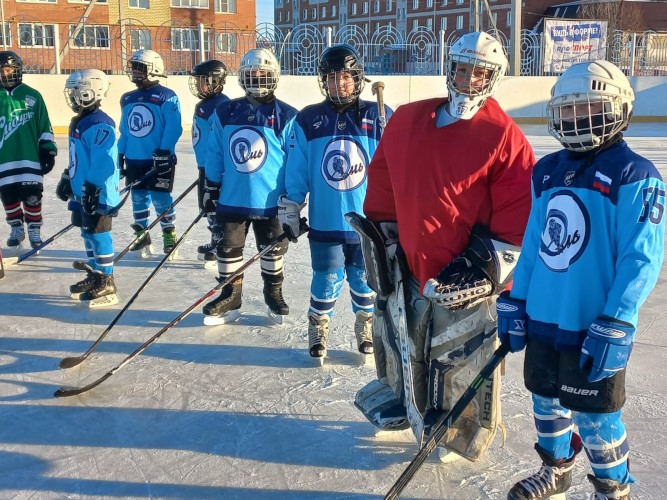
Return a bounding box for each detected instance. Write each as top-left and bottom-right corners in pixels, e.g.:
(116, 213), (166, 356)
(70, 261), (98, 299)
(263, 274), (288, 325)
(308, 312), (330, 365)
(128, 223), (154, 258)
(197, 241), (217, 262)
(202, 277), (242, 326)
(79, 272), (118, 308)
(436, 446), (463, 464)
(508, 434), (582, 500)
(27, 223), (42, 249)
(163, 228), (178, 260)
(587, 475), (630, 500)
(6, 223), (25, 252)
(354, 310), (374, 357)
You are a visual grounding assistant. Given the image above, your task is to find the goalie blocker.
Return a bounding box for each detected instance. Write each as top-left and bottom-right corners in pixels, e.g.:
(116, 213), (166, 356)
(348, 213), (520, 461)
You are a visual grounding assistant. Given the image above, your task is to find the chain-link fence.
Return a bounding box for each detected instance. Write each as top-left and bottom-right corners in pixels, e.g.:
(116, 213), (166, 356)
(5, 18), (667, 77)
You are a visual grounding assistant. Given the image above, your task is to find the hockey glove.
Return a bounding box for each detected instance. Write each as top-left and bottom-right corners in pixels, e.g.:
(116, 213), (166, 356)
(202, 178), (221, 215)
(39, 148), (57, 175)
(118, 153), (126, 179)
(496, 290), (527, 352)
(278, 195), (306, 243)
(580, 317), (634, 383)
(81, 181), (101, 215)
(423, 231), (520, 309)
(55, 169), (73, 202)
(152, 149), (174, 175)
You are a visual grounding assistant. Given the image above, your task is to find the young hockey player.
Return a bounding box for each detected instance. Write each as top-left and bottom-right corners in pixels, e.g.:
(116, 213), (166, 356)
(0, 51), (57, 252)
(188, 59), (230, 264)
(57, 69), (121, 307)
(202, 48), (298, 324)
(118, 49), (182, 257)
(351, 32), (535, 463)
(497, 60), (664, 500)
(278, 44), (392, 361)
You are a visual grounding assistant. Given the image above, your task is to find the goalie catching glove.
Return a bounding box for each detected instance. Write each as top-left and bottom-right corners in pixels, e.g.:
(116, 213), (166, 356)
(423, 229), (520, 309)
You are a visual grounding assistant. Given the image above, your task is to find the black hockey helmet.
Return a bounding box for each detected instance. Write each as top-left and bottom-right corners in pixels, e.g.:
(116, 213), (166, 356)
(317, 44), (365, 106)
(189, 59), (227, 99)
(0, 51), (23, 89)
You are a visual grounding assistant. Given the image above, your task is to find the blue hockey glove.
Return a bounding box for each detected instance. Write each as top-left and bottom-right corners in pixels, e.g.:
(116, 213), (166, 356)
(580, 317), (634, 383)
(152, 149), (174, 175)
(81, 181), (101, 215)
(496, 290), (527, 352)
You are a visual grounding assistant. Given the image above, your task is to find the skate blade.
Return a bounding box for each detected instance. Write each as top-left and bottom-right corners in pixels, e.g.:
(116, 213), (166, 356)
(70, 292), (83, 300)
(203, 309), (241, 326)
(266, 308), (286, 325)
(197, 252), (216, 262)
(2, 255), (19, 265)
(309, 352), (326, 367)
(129, 245), (155, 259)
(437, 447), (463, 464)
(357, 352), (374, 366)
(204, 259), (217, 271)
(165, 249), (179, 261)
(84, 294), (119, 309)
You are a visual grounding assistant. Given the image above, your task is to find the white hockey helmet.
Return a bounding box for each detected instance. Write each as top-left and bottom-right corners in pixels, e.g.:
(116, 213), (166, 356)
(446, 32), (508, 120)
(64, 69), (110, 113)
(547, 60), (634, 152)
(127, 49), (165, 85)
(238, 48), (280, 98)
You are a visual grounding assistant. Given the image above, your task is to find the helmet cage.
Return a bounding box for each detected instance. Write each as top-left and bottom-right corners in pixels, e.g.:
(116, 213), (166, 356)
(547, 93), (630, 153)
(0, 55), (22, 89)
(239, 65), (278, 98)
(446, 54), (504, 100)
(64, 69), (109, 113)
(127, 60), (151, 84)
(318, 68), (365, 106)
(188, 73), (225, 99)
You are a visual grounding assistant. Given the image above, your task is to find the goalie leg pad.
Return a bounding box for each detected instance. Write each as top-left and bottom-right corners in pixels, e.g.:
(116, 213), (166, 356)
(426, 296), (502, 461)
(354, 380), (410, 430)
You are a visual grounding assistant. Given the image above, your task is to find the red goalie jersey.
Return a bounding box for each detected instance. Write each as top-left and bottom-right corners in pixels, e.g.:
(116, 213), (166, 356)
(364, 97), (535, 292)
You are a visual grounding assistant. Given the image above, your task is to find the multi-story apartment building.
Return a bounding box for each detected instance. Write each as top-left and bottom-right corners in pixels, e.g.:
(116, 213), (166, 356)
(0, 0), (256, 73)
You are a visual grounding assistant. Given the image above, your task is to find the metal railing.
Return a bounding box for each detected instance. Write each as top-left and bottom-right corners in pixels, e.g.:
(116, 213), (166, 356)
(7, 17), (667, 77)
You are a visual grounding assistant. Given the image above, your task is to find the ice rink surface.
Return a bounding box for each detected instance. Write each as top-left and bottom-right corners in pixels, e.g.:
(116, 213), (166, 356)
(1, 124), (666, 500)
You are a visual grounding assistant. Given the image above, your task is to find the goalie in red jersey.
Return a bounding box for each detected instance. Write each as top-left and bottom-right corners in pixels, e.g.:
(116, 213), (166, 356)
(349, 31), (535, 463)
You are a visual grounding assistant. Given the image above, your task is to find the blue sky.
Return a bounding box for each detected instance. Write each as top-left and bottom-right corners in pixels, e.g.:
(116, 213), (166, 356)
(256, 0), (274, 25)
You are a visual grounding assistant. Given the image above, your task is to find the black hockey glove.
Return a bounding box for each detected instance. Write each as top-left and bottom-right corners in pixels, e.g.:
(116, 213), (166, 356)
(81, 181), (101, 215)
(118, 153), (126, 179)
(55, 169), (73, 202)
(39, 148), (57, 175)
(152, 149), (174, 175)
(202, 178), (221, 215)
(423, 230), (521, 309)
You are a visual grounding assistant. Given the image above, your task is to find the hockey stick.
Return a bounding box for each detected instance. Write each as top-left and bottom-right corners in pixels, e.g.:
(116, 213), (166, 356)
(0, 245), (5, 279)
(59, 209), (206, 369)
(113, 178), (198, 264)
(14, 169), (157, 265)
(371, 81), (387, 130)
(54, 224), (308, 398)
(383, 342), (510, 500)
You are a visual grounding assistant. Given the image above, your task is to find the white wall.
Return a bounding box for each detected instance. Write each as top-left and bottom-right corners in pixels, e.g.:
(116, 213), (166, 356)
(24, 74), (667, 133)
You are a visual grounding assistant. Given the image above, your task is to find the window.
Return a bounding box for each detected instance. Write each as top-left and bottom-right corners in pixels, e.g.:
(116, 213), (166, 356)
(440, 0), (447, 5)
(332, 5), (336, 16)
(69, 0), (108, 3)
(506, 11), (511, 27)
(215, 0), (236, 13)
(19, 24), (55, 47)
(69, 25), (110, 49)
(456, 15), (463, 29)
(491, 12), (497, 26)
(456, 0), (463, 4)
(172, 28), (208, 51)
(278, 11), (282, 22)
(130, 29), (151, 50)
(412, 19), (418, 30)
(426, 17), (432, 29)
(16, 0), (56, 3)
(0, 23), (9, 47)
(286, 10), (290, 20)
(440, 16), (447, 31)
(215, 33), (236, 53)
(321, 6), (326, 17)
(374, 0), (379, 13)
(312, 7), (316, 19)
(276, 0), (282, 5)
(375, 22), (380, 32)
(363, 2), (368, 14)
(413, 0), (418, 8)
(352, 3), (356, 14)
(386, 0), (392, 11)
(303, 9), (307, 19)
(427, 0), (433, 6)
(171, 0), (209, 7)
(129, 0), (149, 8)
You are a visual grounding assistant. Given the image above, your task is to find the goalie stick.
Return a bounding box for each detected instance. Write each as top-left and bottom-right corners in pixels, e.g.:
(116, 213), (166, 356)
(12, 168), (157, 265)
(383, 342), (510, 500)
(113, 178), (198, 264)
(54, 223), (308, 398)
(59, 209), (206, 369)
(371, 81), (387, 130)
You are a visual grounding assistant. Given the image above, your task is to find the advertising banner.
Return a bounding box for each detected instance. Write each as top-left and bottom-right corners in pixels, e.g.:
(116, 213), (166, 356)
(543, 19), (608, 73)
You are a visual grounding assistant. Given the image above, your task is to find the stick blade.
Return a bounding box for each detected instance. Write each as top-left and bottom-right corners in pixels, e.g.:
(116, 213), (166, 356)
(59, 356), (86, 369)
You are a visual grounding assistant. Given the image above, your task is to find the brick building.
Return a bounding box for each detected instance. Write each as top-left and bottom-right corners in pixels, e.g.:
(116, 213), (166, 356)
(0, 0), (256, 73)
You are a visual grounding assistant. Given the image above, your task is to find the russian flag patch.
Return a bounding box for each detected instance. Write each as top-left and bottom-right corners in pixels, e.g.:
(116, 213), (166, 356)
(361, 118), (373, 131)
(593, 171), (612, 194)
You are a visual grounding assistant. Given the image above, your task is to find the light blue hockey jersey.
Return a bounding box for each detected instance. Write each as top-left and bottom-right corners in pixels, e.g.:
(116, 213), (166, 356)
(118, 84), (182, 168)
(285, 99), (392, 243)
(192, 93), (229, 168)
(205, 97), (297, 218)
(67, 109), (120, 212)
(511, 140), (665, 351)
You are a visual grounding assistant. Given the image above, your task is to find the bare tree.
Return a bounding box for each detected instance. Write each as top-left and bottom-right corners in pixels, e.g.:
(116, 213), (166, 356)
(578, 0), (645, 33)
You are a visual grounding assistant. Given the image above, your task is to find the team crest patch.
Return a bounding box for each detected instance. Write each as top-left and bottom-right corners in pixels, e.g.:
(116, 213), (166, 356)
(564, 171), (576, 186)
(127, 104), (154, 138)
(320, 137), (368, 191)
(229, 126), (267, 173)
(247, 114), (255, 122)
(25, 96), (36, 108)
(337, 121), (346, 131)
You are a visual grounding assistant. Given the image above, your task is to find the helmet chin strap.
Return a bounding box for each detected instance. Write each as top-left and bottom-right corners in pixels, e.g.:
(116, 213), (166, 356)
(136, 79), (159, 90)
